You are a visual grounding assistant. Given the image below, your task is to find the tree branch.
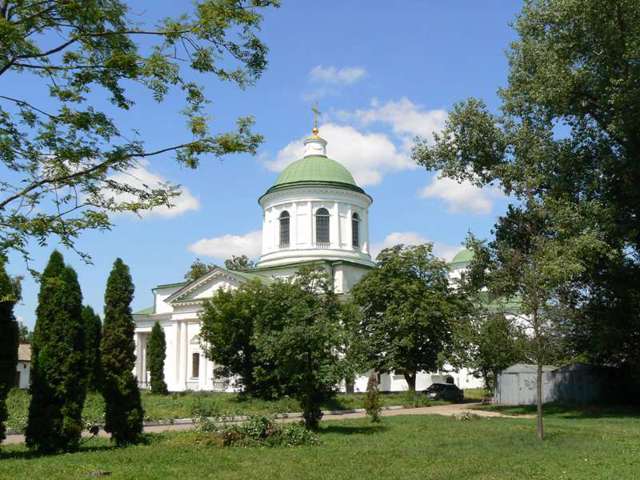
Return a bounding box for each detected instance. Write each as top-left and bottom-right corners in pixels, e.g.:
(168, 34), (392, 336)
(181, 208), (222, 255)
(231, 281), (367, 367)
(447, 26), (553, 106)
(0, 141), (200, 210)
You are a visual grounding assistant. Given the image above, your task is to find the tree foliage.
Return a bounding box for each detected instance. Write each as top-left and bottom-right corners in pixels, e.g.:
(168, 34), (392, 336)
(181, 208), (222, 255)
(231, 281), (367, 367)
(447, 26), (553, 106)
(471, 313), (526, 392)
(26, 251), (87, 452)
(413, 0), (640, 382)
(351, 244), (472, 391)
(147, 321), (168, 395)
(0, 0), (279, 263)
(100, 258), (143, 445)
(0, 258), (19, 444)
(463, 200), (609, 440)
(82, 305), (102, 392)
(363, 373), (382, 423)
(184, 258), (215, 283)
(200, 279), (265, 394)
(201, 267), (348, 429)
(224, 255), (256, 272)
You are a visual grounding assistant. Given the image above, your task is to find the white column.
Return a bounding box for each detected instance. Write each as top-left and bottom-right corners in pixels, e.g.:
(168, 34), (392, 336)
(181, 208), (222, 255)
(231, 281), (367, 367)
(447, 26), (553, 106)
(175, 322), (181, 384)
(182, 322), (189, 389)
(331, 202), (339, 248)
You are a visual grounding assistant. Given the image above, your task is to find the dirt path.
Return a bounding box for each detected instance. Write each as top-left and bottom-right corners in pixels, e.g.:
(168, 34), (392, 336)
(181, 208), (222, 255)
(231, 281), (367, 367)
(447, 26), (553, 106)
(2, 402), (529, 445)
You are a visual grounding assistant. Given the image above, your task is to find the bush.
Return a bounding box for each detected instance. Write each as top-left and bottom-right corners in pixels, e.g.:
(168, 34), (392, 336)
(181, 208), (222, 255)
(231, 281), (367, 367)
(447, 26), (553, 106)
(195, 414), (319, 447)
(364, 373), (382, 422)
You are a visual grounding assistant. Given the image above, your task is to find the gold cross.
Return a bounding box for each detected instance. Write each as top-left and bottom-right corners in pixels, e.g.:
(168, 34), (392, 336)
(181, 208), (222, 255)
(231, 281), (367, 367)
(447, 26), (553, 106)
(311, 103), (321, 134)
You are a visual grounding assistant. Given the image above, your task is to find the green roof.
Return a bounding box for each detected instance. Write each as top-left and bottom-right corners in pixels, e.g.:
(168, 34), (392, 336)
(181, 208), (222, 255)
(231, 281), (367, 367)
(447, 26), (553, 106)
(134, 305), (154, 315)
(450, 248), (474, 265)
(263, 155), (366, 197)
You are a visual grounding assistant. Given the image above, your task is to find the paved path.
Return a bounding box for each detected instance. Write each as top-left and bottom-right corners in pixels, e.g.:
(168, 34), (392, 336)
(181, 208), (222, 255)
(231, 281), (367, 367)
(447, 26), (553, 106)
(2, 402), (528, 445)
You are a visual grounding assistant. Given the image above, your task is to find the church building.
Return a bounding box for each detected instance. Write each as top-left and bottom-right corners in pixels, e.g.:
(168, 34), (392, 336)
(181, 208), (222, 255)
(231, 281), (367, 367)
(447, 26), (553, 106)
(133, 125), (483, 392)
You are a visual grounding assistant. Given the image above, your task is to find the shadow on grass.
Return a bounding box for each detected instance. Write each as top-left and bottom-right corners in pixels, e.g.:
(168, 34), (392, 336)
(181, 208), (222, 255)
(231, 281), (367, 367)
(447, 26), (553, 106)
(320, 424), (388, 436)
(0, 443), (119, 461)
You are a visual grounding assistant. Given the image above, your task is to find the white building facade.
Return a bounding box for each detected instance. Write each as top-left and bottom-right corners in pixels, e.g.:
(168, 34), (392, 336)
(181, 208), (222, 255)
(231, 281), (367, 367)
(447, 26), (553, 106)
(133, 127), (483, 393)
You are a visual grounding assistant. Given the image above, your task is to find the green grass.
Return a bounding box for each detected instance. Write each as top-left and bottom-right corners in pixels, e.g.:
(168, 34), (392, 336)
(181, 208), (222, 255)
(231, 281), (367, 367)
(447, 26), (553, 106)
(5, 389), (447, 433)
(1, 412), (639, 479)
(474, 402), (640, 419)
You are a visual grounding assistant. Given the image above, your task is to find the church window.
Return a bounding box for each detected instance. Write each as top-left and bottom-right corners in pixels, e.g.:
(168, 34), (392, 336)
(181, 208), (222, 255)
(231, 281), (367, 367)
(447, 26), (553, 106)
(192, 353), (200, 378)
(352, 213), (360, 248)
(279, 211), (290, 248)
(315, 208), (330, 246)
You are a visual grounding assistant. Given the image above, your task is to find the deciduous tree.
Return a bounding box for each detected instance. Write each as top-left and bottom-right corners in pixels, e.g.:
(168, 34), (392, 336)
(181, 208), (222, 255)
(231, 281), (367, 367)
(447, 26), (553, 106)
(413, 0), (640, 390)
(0, 0), (279, 263)
(351, 244), (472, 391)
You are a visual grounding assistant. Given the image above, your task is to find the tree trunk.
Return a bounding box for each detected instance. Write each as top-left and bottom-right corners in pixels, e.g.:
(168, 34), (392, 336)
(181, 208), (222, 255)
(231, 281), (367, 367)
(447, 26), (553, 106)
(404, 372), (416, 392)
(536, 362), (544, 441)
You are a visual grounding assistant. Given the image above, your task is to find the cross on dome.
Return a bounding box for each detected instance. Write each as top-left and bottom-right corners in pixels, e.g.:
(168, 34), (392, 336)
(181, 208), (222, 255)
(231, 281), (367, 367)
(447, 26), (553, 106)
(304, 103), (327, 157)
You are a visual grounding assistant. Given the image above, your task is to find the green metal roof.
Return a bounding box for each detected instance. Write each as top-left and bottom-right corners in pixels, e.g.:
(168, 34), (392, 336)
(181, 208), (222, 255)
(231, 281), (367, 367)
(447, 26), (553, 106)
(450, 248), (474, 265)
(263, 155), (366, 197)
(134, 305), (154, 315)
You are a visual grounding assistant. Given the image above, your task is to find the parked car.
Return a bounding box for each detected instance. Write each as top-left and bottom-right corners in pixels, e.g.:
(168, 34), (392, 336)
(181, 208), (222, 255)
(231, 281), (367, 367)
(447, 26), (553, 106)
(424, 382), (464, 402)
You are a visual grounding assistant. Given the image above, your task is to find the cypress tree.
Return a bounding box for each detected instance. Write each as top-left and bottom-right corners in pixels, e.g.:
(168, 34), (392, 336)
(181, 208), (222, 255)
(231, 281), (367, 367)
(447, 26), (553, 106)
(101, 258), (144, 445)
(0, 259), (19, 445)
(26, 252), (87, 452)
(82, 306), (102, 391)
(147, 322), (168, 395)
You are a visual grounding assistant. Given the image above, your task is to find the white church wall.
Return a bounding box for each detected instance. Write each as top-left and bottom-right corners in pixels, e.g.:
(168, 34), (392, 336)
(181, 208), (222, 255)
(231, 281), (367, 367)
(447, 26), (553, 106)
(153, 285), (183, 314)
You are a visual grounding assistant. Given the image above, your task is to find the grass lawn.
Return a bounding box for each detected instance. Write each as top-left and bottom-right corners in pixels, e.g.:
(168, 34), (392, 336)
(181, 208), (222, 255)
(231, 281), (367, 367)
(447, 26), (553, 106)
(1, 412), (639, 479)
(5, 388), (454, 433)
(474, 402), (640, 419)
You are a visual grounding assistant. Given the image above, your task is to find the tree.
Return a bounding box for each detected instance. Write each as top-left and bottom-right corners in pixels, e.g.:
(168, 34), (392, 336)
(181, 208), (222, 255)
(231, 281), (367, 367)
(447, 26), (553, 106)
(0, 258), (19, 445)
(224, 255), (256, 272)
(147, 322), (168, 395)
(26, 252), (87, 452)
(82, 305), (102, 392)
(252, 267), (346, 429)
(100, 258), (143, 445)
(351, 244), (471, 392)
(413, 0), (640, 390)
(184, 258), (215, 283)
(200, 280), (266, 395)
(0, 0), (279, 263)
(464, 200), (608, 440)
(17, 321), (31, 343)
(472, 313), (526, 393)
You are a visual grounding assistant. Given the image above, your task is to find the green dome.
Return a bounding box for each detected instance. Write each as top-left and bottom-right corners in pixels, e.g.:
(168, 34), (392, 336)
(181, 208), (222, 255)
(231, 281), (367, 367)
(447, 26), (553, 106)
(451, 248), (474, 265)
(264, 155), (365, 196)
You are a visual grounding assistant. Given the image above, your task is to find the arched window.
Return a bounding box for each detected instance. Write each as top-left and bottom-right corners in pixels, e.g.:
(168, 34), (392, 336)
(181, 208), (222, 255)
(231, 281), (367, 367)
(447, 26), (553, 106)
(352, 213), (360, 248)
(279, 211), (290, 248)
(315, 207), (330, 246)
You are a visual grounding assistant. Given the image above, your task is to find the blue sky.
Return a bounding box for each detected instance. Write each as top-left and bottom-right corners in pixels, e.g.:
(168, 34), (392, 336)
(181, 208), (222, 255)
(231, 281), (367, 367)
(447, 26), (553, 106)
(9, 0), (523, 328)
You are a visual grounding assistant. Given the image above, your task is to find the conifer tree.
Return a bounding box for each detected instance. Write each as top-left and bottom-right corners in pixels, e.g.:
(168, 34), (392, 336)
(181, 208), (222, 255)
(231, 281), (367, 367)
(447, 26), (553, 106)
(147, 322), (168, 395)
(100, 258), (144, 445)
(26, 252), (87, 452)
(0, 259), (19, 444)
(82, 306), (102, 392)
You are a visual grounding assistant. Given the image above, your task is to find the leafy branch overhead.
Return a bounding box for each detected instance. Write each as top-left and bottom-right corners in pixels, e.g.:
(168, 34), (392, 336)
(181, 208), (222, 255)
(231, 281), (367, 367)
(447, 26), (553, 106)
(0, 0), (279, 262)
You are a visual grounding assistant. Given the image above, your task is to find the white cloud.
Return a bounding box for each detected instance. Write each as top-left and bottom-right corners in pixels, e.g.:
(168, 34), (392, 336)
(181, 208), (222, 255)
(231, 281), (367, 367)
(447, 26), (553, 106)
(420, 173), (504, 215)
(342, 97), (448, 147)
(188, 230), (262, 259)
(371, 231), (462, 262)
(107, 160), (200, 218)
(309, 65), (366, 85)
(266, 122), (412, 186)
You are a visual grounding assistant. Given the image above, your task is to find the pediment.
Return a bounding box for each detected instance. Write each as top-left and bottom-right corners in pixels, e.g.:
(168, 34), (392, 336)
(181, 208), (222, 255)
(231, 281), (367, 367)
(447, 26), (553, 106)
(164, 267), (246, 306)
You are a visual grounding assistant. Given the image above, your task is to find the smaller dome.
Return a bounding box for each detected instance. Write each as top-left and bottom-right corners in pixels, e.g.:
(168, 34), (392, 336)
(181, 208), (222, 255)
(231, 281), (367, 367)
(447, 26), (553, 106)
(451, 248), (474, 265)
